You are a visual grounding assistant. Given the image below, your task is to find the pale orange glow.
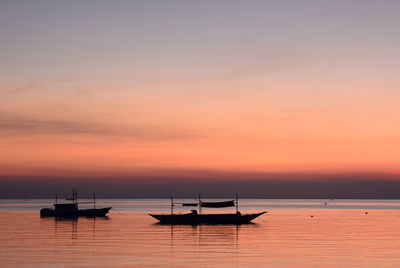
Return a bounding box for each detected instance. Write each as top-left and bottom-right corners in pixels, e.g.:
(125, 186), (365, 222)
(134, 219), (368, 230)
(1, 1), (400, 181)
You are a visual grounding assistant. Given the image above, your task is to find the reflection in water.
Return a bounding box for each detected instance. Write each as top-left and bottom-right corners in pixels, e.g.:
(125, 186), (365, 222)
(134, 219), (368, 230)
(164, 224), (244, 247)
(41, 216), (110, 241)
(156, 223), (246, 266)
(54, 217), (78, 238)
(2, 206), (400, 267)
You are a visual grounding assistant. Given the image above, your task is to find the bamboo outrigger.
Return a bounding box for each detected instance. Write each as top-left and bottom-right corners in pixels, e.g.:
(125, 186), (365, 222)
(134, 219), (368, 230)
(150, 194), (266, 224)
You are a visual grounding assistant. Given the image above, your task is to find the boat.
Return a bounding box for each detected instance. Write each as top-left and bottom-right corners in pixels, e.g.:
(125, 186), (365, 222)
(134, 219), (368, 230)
(149, 194), (266, 224)
(40, 189), (112, 218)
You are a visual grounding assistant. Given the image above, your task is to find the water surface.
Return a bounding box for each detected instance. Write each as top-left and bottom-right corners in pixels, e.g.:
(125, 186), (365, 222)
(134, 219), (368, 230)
(1, 199), (400, 267)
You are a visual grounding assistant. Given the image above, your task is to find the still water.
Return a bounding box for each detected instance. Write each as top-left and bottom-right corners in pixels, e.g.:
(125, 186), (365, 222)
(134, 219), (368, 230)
(1, 199), (400, 267)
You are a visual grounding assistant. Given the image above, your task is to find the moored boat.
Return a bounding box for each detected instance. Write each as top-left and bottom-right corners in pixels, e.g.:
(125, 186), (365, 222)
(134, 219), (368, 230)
(149, 195), (266, 224)
(40, 189), (112, 218)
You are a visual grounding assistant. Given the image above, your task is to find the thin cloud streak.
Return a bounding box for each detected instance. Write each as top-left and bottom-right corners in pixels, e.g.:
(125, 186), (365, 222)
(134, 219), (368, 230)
(4, 84), (37, 94)
(2, 82), (91, 96)
(0, 112), (195, 141)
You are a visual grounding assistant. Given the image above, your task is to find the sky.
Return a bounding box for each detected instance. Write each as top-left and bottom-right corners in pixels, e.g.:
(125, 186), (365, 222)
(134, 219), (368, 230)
(1, 0), (400, 198)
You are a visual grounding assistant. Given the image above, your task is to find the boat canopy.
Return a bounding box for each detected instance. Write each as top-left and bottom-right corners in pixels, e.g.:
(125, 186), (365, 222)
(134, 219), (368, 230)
(200, 200), (235, 208)
(182, 203), (198, 207)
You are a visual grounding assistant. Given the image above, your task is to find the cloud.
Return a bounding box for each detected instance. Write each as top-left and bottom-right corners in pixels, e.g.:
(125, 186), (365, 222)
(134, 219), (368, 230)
(0, 112), (194, 141)
(3, 81), (91, 97)
(4, 84), (37, 94)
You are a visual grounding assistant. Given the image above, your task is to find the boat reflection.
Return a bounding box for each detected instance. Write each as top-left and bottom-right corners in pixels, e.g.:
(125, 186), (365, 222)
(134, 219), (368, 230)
(153, 221), (261, 247)
(151, 221), (263, 265)
(40, 215), (109, 239)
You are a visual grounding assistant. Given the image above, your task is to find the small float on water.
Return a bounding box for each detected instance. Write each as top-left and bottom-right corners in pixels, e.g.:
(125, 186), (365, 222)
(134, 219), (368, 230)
(149, 194), (266, 224)
(40, 189), (112, 218)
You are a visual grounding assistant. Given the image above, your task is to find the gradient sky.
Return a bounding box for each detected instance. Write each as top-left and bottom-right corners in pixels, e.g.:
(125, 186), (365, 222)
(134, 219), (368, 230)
(1, 1), (400, 197)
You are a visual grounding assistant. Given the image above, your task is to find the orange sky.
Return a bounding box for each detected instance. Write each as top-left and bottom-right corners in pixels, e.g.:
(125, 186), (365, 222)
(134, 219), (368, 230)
(1, 1), (400, 180)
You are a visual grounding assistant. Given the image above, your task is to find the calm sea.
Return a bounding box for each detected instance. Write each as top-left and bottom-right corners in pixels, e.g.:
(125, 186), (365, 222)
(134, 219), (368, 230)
(1, 199), (400, 267)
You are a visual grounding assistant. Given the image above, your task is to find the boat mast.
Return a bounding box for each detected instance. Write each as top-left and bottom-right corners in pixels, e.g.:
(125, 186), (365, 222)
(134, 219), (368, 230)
(55, 193), (58, 204)
(93, 192), (96, 209)
(170, 195), (174, 215)
(73, 188), (77, 205)
(198, 194), (202, 214)
(235, 193), (239, 214)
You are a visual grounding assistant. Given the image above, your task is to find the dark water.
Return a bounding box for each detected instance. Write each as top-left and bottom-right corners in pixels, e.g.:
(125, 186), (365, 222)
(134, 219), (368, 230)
(1, 199), (400, 267)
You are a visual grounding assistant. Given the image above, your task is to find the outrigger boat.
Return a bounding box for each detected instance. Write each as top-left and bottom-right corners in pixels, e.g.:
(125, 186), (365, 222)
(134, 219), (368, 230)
(40, 189), (112, 218)
(150, 194), (266, 224)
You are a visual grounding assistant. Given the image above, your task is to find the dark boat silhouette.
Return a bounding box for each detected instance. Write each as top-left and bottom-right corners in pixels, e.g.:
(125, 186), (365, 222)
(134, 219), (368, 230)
(40, 189), (112, 218)
(150, 195), (266, 224)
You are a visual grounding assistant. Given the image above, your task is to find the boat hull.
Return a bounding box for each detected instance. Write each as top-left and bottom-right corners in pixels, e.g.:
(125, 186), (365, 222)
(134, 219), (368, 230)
(40, 207), (112, 218)
(149, 211), (266, 224)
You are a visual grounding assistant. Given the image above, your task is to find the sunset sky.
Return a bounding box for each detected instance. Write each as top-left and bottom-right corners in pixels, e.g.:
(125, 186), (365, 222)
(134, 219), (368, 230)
(1, 1), (400, 197)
